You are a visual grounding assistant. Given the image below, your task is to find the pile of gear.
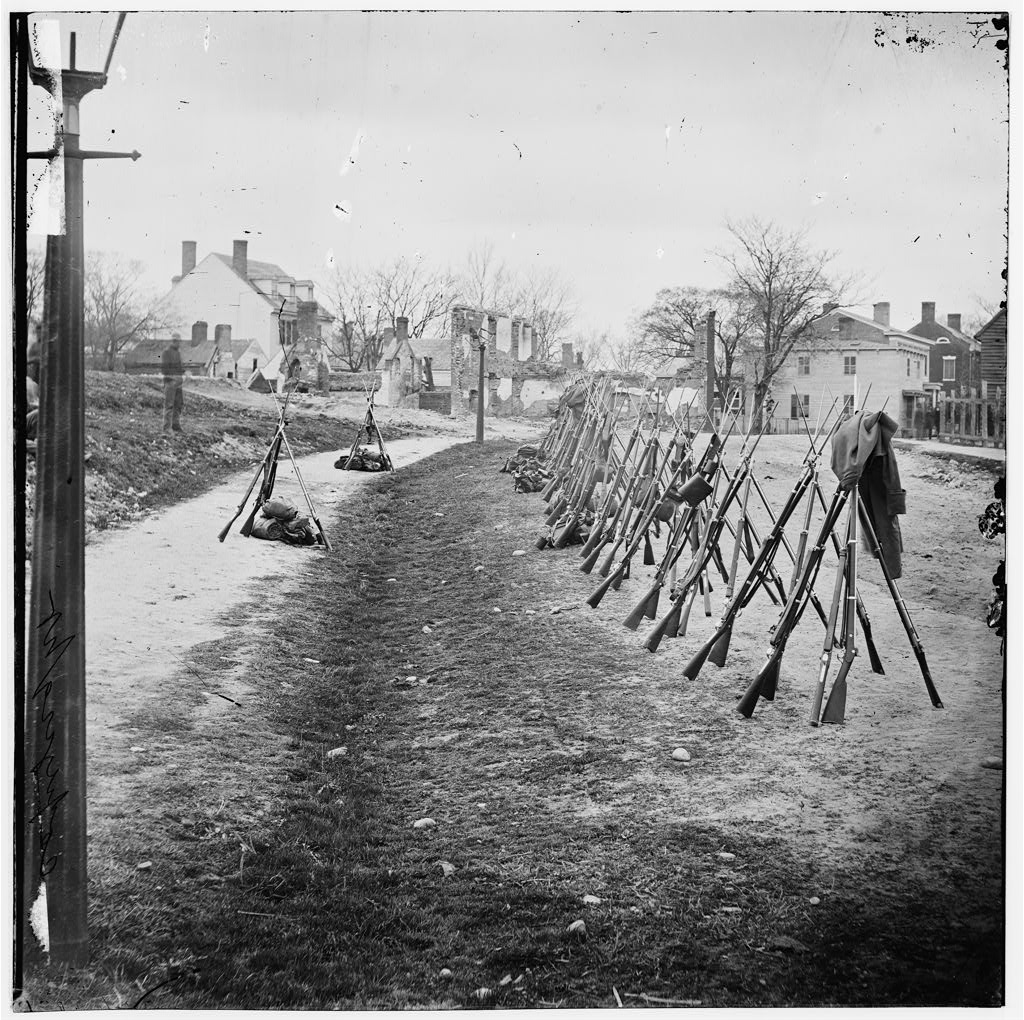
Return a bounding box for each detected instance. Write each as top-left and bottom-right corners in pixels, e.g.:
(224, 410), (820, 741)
(499, 443), (552, 494)
(249, 497), (318, 546)
(335, 446), (391, 472)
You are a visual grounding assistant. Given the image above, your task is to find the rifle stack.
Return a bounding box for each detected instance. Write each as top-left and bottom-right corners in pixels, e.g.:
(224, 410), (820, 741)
(509, 379), (943, 728)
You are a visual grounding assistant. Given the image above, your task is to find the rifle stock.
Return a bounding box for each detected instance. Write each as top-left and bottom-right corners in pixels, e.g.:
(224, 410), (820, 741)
(579, 517), (608, 557)
(645, 585), (660, 620)
(682, 629), (720, 680)
(624, 581), (660, 631)
(587, 563), (623, 608)
(645, 595), (683, 652)
(737, 664), (769, 718)
(239, 502), (261, 538)
(545, 495), (568, 525)
(676, 585), (698, 638)
(580, 540), (607, 574)
(862, 612), (885, 675)
(820, 650), (855, 724)
(707, 621), (732, 668)
(643, 531), (655, 565)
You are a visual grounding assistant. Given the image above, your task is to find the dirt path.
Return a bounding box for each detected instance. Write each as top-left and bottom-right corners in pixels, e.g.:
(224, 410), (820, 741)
(82, 435), (475, 823)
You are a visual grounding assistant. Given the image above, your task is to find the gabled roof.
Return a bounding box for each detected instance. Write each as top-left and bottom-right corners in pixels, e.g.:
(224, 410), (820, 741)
(209, 253), (278, 307)
(975, 306), (1007, 339)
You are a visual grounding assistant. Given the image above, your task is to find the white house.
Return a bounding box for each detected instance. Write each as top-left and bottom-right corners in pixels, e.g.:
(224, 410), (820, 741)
(146, 240), (334, 380)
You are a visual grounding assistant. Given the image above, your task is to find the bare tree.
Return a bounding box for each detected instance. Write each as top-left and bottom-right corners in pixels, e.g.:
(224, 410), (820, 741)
(630, 286), (712, 366)
(374, 255), (458, 341)
(570, 327), (612, 373)
(324, 256), (457, 371)
(603, 331), (657, 376)
(26, 248), (45, 327)
(323, 265), (387, 371)
(511, 266), (576, 363)
(84, 252), (161, 370)
(456, 241), (577, 363)
(962, 294), (1005, 336)
(719, 217), (856, 424)
(709, 286), (759, 408)
(459, 239), (516, 313)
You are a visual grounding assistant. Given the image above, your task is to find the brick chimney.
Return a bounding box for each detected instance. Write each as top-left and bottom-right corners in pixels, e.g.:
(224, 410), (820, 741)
(182, 240), (197, 277)
(232, 239), (248, 279)
(191, 320), (208, 347)
(214, 324), (232, 347)
(921, 301), (935, 324)
(487, 315), (498, 355)
(297, 301), (319, 342)
(396, 315), (409, 346)
(873, 302), (890, 327)
(510, 318), (521, 360)
(947, 313), (961, 332)
(562, 342), (574, 370)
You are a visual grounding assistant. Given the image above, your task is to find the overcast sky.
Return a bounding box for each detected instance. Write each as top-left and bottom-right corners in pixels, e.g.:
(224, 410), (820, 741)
(26, 8), (1010, 339)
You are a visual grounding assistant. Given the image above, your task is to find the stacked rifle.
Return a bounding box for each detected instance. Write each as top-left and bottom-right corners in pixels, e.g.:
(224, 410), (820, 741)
(518, 381), (943, 727)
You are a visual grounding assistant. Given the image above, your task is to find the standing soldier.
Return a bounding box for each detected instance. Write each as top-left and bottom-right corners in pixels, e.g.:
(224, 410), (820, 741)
(162, 333), (184, 433)
(317, 345), (331, 396)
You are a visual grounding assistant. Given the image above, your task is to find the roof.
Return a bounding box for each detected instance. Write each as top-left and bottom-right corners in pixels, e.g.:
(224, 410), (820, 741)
(412, 334), (451, 370)
(206, 253), (276, 307)
(806, 307), (929, 349)
(975, 307), (1007, 339)
(124, 337), (218, 369)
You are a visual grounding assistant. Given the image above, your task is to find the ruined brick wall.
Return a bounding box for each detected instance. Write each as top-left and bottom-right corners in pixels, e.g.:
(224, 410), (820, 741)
(450, 305), (487, 415)
(450, 304), (551, 417)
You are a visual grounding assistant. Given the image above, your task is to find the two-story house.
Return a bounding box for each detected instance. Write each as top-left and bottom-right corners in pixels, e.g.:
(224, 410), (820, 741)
(905, 301), (980, 398)
(769, 302), (932, 437)
(144, 240), (334, 380)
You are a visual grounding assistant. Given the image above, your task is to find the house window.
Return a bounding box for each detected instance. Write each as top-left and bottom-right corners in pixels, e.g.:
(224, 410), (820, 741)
(797, 355), (810, 376)
(252, 358), (258, 373)
(942, 356), (956, 382)
(843, 355), (857, 375)
(843, 395), (855, 417)
(790, 393), (810, 420)
(906, 357), (911, 377)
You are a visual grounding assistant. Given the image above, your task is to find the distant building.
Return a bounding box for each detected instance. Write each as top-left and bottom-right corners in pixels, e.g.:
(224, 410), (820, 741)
(768, 302), (932, 437)
(975, 306), (1007, 395)
(138, 239), (334, 380)
(448, 305), (566, 417)
(905, 301), (980, 397)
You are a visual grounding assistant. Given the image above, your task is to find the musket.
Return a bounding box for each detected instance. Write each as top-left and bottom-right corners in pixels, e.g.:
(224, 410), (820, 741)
(226, 346), (300, 540)
(639, 415), (737, 649)
(586, 426), (691, 608)
(857, 498), (943, 709)
(592, 422), (666, 577)
(589, 412), (715, 609)
(735, 393), (884, 715)
(680, 404), (845, 683)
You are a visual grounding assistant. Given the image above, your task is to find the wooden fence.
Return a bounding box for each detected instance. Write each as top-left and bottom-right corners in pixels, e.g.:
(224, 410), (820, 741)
(936, 390), (1005, 448)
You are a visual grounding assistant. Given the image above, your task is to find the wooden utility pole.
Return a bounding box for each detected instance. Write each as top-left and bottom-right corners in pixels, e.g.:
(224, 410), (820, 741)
(23, 17), (137, 970)
(705, 310), (716, 424)
(476, 330), (486, 444)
